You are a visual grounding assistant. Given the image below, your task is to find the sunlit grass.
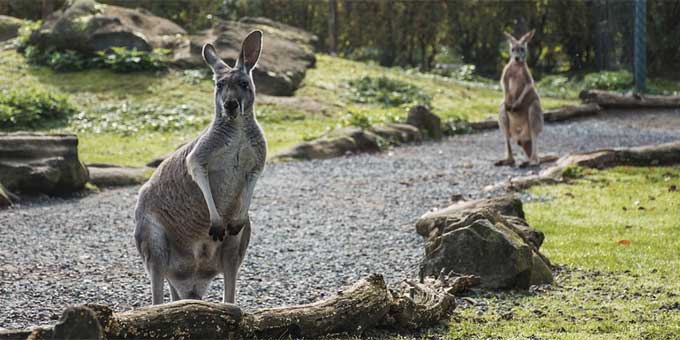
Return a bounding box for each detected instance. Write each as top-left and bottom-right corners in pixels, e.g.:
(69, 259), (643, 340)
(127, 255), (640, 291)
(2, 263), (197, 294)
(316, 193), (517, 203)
(449, 166), (680, 339)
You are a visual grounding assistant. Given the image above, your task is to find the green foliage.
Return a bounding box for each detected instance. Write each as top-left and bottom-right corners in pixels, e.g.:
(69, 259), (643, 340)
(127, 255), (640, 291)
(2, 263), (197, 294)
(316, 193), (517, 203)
(583, 71), (633, 91)
(538, 71), (680, 98)
(69, 102), (209, 135)
(348, 76), (432, 107)
(14, 20), (41, 51)
(97, 47), (170, 73)
(22, 45), (169, 73)
(340, 110), (373, 129)
(0, 87), (77, 129)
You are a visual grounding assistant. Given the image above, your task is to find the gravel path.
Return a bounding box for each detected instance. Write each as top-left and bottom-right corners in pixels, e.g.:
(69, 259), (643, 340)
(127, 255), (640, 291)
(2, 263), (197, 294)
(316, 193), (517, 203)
(1, 110), (679, 330)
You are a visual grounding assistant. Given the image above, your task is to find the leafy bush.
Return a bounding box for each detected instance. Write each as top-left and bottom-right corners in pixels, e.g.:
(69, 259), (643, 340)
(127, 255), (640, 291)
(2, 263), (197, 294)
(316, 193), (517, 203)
(340, 110), (373, 129)
(583, 71), (633, 91)
(348, 76), (432, 107)
(0, 87), (77, 129)
(22, 45), (170, 73)
(14, 20), (41, 51)
(97, 47), (170, 72)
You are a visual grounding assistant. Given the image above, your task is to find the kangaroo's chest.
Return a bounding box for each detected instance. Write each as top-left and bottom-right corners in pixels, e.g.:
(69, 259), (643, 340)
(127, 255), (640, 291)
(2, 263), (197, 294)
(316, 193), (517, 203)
(506, 66), (527, 99)
(207, 142), (258, 203)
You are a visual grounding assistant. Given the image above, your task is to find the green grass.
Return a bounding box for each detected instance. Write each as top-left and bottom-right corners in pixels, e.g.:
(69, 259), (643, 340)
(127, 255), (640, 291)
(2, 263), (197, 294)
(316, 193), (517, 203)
(0, 49), (576, 166)
(449, 166), (680, 339)
(538, 70), (680, 98)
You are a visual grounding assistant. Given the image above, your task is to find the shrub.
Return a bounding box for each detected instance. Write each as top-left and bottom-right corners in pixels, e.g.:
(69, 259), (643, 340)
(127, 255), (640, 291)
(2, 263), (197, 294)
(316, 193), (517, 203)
(348, 76), (432, 107)
(340, 110), (373, 129)
(583, 71), (633, 91)
(0, 87), (77, 129)
(22, 45), (170, 73)
(97, 47), (170, 73)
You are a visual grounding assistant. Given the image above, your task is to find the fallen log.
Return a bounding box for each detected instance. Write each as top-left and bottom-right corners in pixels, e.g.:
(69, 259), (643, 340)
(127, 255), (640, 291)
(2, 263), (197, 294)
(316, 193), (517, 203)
(580, 90), (680, 108)
(543, 103), (602, 122)
(468, 103), (603, 132)
(9, 273), (479, 340)
(486, 140), (680, 192)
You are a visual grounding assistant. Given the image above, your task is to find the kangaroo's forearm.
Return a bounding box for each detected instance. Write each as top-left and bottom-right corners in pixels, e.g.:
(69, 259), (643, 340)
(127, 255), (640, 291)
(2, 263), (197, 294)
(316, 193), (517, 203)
(514, 84), (535, 107)
(186, 148), (221, 226)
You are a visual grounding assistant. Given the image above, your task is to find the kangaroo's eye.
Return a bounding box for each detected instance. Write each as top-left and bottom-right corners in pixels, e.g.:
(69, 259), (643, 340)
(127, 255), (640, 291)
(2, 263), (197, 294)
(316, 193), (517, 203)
(216, 81), (225, 89)
(239, 80), (249, 89)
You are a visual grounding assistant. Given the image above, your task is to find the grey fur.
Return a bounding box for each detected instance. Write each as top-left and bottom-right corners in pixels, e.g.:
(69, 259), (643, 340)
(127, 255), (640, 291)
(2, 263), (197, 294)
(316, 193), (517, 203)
(496, 30), (543, 167)
(134, 31), (266, 304)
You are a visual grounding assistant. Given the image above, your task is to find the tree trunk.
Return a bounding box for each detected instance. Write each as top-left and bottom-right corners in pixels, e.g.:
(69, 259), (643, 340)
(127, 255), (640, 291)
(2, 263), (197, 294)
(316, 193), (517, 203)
(40, 0), (55, 19)
(328, 0), (337, 55)
(13, 274), (480, 340)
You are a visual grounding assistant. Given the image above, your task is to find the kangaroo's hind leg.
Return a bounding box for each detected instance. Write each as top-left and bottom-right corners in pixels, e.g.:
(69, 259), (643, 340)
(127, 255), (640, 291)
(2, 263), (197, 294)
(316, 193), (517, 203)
(134, 214), (170, 305)
(527, 101), (543, 165)
(519, 101), (543, 167)
(495, 103), (515, 166)
(221, 219), (251, 303)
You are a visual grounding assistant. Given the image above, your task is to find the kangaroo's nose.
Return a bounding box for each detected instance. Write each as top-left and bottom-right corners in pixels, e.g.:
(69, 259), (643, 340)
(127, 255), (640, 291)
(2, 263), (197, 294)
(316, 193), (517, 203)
(225, 99), (239, 111)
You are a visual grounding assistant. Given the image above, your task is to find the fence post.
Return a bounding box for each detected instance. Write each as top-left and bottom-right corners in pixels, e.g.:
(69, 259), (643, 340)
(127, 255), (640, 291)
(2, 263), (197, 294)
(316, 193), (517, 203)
(634, 0), (646, 93)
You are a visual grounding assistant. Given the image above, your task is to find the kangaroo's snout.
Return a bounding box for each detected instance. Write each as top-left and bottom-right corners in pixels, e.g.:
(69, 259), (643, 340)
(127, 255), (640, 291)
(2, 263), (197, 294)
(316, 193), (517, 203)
(225, 99), (239, 111)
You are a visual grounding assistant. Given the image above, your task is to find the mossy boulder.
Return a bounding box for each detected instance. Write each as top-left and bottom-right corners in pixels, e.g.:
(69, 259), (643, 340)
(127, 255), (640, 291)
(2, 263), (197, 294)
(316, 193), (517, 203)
(417, 197), (553, 289)
(27, 0), (186, 54)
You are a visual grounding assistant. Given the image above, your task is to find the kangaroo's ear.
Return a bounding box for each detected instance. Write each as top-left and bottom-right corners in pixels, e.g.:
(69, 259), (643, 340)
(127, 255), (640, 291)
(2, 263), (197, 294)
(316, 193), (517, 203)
(236, 30), (262, 73)
(504, 32), (518, 44)
(202, 43), (230, 74)
(520, 30), (535, 44)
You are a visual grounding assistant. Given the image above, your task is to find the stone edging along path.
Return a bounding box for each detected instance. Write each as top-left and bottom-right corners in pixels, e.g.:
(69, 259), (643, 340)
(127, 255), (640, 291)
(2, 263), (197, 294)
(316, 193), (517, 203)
(484, 141), (680, 193)
(273, 90), (680, 161)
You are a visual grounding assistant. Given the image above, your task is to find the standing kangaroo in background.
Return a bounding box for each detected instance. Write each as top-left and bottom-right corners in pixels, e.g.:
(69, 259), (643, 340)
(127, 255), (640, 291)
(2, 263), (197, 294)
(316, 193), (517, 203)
(134, 31), (266, 305)
(495, 30), (544, 167)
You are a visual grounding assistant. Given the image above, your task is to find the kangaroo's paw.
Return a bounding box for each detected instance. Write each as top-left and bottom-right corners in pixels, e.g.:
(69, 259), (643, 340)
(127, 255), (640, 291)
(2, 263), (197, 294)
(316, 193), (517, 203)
(209, 225), (226, 241)
(226, 221), (246, 236)
(494, 158), (516, 166)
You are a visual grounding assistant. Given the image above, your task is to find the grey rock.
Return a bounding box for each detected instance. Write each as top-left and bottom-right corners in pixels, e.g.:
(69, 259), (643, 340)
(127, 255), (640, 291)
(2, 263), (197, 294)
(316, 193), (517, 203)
(529, 251), (553, 286)
(418, 206), (552, 289)
(416, 195), (525, 238)
(371, 123), (422, 144)
(420, 217), (534, 289)
(0, 133), (89, 195)
(407, 105), (442, 140)
(274, 127), (380, 160)
(27, 0), (186, 54)
(274, 124), (422, 161)
(87, 164), (151, 187)
(0, 15), (23, 42)
(172, 17), (317, 96)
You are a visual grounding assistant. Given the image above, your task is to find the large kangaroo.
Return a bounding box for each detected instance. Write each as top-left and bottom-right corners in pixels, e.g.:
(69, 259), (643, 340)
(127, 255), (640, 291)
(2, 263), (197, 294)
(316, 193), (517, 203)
(134, 31), (266, 304)
(495, 30), (544, 167)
